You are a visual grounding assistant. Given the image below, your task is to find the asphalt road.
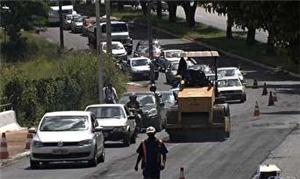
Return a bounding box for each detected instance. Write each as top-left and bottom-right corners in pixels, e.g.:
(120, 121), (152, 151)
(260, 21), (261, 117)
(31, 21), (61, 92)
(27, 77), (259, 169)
(2, 23), (299, 179)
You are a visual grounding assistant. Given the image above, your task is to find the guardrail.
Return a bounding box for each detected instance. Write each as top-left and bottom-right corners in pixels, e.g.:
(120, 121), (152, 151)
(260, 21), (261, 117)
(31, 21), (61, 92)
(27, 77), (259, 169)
(0, 103), (13, 112)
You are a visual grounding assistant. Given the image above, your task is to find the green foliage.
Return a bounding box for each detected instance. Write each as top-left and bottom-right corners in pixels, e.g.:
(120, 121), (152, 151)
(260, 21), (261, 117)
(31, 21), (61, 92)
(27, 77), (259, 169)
(1, 52), (128, 127)
(0, 0), (48, 61)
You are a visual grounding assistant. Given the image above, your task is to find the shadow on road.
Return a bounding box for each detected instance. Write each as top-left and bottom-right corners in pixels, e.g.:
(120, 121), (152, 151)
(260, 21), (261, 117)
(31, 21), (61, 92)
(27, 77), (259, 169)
(165, 130), (227, 143)
(104, 142), (128, 148)
(25, 161), (96, 170)
(261, 111), (300, 115)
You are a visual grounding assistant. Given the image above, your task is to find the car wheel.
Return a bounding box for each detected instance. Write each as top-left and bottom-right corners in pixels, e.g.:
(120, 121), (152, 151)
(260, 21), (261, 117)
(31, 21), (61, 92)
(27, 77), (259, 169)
(87, 146), (98, 167)
(123, 133), (130, 147)
(30, 159), (40, 169)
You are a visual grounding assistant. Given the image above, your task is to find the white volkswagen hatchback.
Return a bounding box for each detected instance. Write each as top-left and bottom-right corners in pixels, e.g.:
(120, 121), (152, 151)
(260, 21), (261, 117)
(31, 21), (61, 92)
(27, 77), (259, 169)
(30, 111), (105, 168)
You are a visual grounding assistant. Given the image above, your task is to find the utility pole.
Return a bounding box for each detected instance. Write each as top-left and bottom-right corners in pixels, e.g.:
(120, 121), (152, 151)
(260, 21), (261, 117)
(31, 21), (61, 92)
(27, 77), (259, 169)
(96, 0), (104, 103)
(105, 0), (112, 56)
(58, 0), (64, 52)
(147, 1), (153, 60)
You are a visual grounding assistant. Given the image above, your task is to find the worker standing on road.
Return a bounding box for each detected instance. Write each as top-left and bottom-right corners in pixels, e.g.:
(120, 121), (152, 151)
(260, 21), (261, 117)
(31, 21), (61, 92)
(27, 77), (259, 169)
(135, 126), (168, 179)
(177, 57), (187, 79)
(103, 83), (118, 104)
(149, 61), (156, 84)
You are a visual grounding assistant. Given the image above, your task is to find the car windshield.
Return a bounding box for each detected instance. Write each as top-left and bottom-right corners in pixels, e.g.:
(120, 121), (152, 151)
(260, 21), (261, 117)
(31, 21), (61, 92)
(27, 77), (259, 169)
(161, 93), (175, 106)
(119, 94), (155, 106)
(40, 116), (88, 131)
(218, 69), (236, 77)
(74, 17), (83, 22)
(218, 79), (241, 87)
(165, 51), (182, 58)
(102, 23), (128, 33)
(103, 43), (123, 50)
(86, 106), (125, 119)
(132, 59), (149, 67)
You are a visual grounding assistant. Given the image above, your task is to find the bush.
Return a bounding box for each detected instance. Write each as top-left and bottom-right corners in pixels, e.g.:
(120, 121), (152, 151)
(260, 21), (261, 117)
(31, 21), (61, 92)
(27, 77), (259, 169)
(1, 52), (128, 127)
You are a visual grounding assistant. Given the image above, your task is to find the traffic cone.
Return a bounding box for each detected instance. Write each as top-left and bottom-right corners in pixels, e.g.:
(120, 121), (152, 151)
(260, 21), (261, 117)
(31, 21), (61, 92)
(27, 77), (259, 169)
(268, 91), (274, 106)
(273, 91), (278, 102)
(0, 133), (9, 159)
(262, 82), (268, 95)
(179, 167), (185, 179)
(25, 132), (33, 150)
(253, 101), (260, 117)
(252, 79), (258, 88)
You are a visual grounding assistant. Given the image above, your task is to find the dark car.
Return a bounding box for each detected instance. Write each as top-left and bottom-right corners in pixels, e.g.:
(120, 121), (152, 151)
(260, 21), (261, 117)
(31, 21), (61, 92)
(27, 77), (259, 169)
(119, 92), (164, 131)
(152, 1), (168, 12)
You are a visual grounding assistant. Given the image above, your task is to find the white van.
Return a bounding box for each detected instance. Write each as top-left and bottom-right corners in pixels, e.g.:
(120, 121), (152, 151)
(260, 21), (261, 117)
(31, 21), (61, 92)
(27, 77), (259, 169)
(48, 5), (74, 24)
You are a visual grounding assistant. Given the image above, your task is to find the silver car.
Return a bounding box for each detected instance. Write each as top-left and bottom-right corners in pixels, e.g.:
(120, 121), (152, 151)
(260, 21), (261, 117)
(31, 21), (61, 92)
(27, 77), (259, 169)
(29, 111), (105, 168)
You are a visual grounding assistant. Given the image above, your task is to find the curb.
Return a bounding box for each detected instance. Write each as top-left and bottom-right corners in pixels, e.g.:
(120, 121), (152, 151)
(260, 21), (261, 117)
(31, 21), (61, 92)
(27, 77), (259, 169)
(135, 22), (300, 79)
(0, 151), (30, 168)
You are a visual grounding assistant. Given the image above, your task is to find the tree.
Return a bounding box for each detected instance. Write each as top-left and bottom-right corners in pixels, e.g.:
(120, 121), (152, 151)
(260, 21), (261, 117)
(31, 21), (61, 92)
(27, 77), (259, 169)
(204, 1), (240, 39)
(0, 1), (48, 42)
(166, 0), (178, 23)
(180, 1), (197, 27)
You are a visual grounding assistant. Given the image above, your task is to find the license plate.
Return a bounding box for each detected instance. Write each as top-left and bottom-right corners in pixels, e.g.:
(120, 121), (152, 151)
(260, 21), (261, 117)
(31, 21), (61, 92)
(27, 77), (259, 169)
(52, 149), (68, 155)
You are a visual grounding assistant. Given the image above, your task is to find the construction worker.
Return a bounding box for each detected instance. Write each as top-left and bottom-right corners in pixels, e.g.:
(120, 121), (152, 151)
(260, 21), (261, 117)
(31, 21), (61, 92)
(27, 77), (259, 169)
(177, 57), (187, 79)
(135, 126), (168, 179)
(103, 83), (118, 104)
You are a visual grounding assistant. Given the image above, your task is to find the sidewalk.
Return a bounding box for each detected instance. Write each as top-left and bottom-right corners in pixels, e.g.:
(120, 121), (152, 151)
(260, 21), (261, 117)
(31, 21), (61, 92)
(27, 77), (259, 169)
(258, 125), (300, 179)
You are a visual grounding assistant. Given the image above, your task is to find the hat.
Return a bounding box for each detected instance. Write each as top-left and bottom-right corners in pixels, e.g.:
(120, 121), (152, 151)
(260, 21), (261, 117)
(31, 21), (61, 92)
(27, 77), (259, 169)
(146, 126), (156, 134)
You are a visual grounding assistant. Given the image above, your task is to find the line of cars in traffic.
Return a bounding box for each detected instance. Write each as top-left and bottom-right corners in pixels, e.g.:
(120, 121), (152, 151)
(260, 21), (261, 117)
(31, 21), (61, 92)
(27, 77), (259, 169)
(28, 89), (176, 169)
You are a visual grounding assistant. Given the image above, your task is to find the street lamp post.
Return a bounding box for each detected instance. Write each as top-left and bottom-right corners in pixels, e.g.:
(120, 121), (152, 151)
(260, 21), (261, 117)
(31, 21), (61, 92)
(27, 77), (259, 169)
(96, 0), (104, 103)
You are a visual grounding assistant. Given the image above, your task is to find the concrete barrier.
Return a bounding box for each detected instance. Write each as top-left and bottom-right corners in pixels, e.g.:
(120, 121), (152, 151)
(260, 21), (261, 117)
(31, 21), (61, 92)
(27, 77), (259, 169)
(0, 110), (24, 133)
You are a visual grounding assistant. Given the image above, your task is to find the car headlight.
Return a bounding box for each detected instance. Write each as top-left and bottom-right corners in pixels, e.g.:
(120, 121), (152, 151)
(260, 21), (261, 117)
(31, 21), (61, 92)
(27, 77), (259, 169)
(78, 139), (93, 146)
(33, 140), (43, 148)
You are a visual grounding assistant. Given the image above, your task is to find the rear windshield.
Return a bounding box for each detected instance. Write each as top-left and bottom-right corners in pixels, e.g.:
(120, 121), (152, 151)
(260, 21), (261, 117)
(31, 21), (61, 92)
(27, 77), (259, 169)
(40, 116), (88, 131)
(218, 79), (241, 87)
(102, 23), (128, 33)
(86, 106), (125, 119)
(132, 59), (149, 67)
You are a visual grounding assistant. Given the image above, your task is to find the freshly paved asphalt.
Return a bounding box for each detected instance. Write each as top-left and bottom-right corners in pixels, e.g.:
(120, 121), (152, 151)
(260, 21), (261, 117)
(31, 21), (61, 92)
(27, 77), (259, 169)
(1, 22), (299, 179)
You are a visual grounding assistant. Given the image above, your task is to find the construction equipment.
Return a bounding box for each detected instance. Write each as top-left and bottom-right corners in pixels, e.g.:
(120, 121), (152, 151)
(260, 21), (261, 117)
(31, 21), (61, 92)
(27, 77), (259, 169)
(165, 51), (231, 141)
(179, 167), (186, 179)
(262, 82), (268, 95)
(268, 91), (274, 106)
(0, 133), (9, 159)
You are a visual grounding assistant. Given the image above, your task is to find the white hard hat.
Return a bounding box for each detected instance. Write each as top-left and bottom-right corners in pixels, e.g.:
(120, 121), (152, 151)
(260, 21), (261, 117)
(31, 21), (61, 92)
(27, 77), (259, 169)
(146, 126), (156, 134)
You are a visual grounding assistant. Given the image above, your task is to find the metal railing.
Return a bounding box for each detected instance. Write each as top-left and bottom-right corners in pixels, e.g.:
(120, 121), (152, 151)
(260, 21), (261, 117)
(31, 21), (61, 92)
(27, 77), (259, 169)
(0, 103), (13, 112)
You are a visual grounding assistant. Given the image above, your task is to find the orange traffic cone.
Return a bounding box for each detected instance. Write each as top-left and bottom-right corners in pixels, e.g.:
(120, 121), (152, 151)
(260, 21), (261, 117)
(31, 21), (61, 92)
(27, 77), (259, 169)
(25, 132), (33, 150)
(273, 91), (278, 102)
(252, 79), (258, 88)
(262, 82), (268, 95)
(268, 91), (274, 106)
(253, 101), (260, 117)
(179, 167), (185, 179)
(0, 133), (9, 159)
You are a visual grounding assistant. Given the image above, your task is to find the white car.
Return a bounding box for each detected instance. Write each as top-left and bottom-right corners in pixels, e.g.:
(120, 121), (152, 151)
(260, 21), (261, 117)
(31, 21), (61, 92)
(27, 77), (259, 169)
(101, 41), (127, 61)
(30, 111), (105, 168)
(217, 67), (244, 82)
(85, 104), (137, 146)
(159, 49), (184, 70)
(254, 164), (281, 179)
(218, 77), (247, 102)
(123, 57), (151, 80)
(71, 16), (84, 33)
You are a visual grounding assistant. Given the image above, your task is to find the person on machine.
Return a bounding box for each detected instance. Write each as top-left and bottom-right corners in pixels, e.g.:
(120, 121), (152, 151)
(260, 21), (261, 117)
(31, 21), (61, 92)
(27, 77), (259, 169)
(126, 94), (143, 132)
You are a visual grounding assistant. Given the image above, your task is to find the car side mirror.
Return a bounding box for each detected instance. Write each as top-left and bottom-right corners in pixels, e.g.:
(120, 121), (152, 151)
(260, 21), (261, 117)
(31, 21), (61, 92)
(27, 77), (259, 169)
(29, 127), (36, 134)
(94, 126), (103, 132)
